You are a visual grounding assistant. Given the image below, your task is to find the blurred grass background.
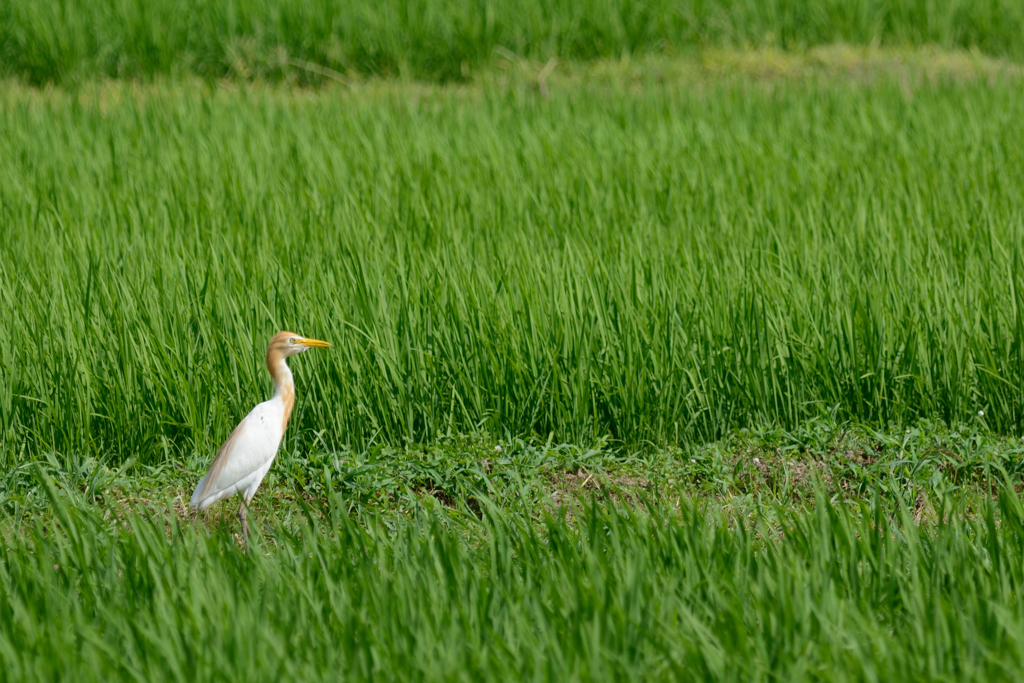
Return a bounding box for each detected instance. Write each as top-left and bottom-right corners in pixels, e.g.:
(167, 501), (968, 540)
(2, 0), (1024, 85)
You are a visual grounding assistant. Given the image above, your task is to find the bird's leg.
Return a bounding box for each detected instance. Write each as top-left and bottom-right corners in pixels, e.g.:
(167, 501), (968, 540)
(238, 500), (250, 544)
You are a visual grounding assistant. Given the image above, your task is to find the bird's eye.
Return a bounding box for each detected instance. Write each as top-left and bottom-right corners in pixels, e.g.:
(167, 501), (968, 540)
(289, 337), (297, 344)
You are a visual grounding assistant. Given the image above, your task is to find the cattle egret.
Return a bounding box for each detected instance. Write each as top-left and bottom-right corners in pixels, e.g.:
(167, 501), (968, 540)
(190, 331), (330, 537)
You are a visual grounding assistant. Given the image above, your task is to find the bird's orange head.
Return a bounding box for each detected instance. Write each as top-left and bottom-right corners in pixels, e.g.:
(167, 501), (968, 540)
(266, 330), (331, 365)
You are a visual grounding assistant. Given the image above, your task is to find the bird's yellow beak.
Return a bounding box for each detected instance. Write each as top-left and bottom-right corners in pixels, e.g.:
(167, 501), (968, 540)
(298, 337), (331, 348)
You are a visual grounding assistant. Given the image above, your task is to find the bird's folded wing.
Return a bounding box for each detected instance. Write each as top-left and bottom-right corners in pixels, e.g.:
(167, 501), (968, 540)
(190, 404), (282, 508)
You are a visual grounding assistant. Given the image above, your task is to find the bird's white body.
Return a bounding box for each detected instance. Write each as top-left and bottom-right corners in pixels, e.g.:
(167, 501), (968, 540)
(189, 332), (329, 527)
(189, 391), (288, 510)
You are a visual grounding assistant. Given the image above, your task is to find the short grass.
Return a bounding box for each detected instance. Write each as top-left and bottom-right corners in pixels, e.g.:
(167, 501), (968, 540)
(3, 411), (1020, 521)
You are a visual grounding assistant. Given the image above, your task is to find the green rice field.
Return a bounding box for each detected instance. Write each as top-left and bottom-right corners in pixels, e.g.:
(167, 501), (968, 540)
(3, 3), (1024, 678)
(6, 476), (1024, 681)
(3, 59), (1024, 465)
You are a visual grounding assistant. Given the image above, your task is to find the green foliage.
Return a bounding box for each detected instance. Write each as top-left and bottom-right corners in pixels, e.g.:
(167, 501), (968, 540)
(3, 414), (1023, 521)
(3, 76), (1024, 464)
(4, 480), (1024, 680)
(2, 0), (1024, 85)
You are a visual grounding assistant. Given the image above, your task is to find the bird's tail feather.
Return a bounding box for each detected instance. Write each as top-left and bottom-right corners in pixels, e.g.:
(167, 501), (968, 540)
(189, 475), (208, 508)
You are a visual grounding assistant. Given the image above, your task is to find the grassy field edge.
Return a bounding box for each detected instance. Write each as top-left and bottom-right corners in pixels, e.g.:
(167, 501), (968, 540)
(4, 45), (1023, 101)
(6, 0), (1024, 86)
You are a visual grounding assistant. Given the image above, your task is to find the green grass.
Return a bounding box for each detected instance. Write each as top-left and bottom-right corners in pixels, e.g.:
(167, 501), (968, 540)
(5, 475), (1024, 681)
(6, 51), (1024, 681)
(4, 411), (1022, 520)
(5, 413), (1024, 680)
(3, 0), (1024, 85)
(3, 62), (1024, 466)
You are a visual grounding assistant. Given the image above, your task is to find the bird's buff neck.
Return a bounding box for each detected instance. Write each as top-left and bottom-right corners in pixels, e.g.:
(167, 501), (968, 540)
(266, 348), (296, 430)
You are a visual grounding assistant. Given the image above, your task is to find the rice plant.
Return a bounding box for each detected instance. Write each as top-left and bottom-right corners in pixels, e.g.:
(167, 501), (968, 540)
(2, 73), (1024, 466)
(3, 479), (1024, 681)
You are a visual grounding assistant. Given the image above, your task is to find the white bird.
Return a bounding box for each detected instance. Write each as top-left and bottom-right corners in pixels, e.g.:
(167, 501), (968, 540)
(190, 331), (330, 537)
